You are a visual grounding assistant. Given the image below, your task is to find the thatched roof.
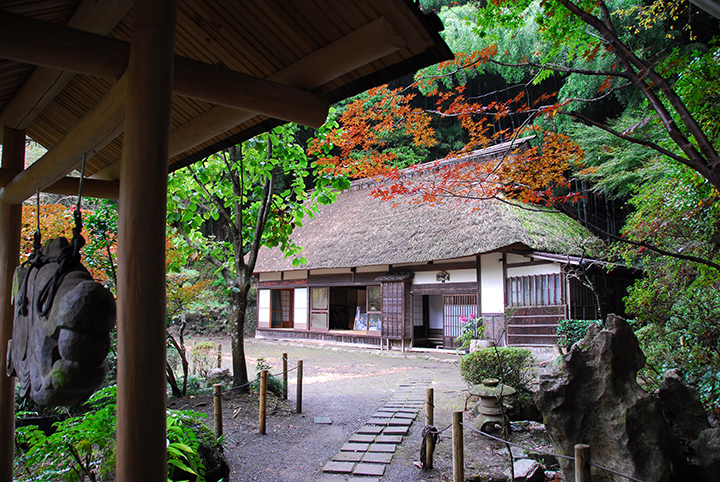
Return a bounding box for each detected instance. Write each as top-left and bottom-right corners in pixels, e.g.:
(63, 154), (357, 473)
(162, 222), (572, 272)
(255, 139), (596, 273)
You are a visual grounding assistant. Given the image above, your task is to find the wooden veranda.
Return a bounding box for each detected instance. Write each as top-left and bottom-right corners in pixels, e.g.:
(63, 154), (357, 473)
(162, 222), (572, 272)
(0, 1), (451, 480)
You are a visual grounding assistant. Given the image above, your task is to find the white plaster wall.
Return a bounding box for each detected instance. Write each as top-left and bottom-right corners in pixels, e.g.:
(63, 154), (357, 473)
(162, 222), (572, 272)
(310, 267), (352, 275)
(258, 272), (281, 282)
(356, 265), (389, 273)
(506, 263), (561, 277)
(258, 289), (271, 328)
(480, 253), (504, 313)
(294, 287), (308, 330)
(284, 270), (308, 280)
(413, 269), (477, 285)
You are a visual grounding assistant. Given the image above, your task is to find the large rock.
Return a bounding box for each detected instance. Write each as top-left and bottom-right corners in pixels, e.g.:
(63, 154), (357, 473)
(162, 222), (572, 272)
(535, 315), (687, 482)
(657, 368), (709, 441)
(690, 427), (720, 481)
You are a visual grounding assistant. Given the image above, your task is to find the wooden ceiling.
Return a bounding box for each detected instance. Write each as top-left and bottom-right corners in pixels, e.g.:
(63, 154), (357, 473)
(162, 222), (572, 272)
(0, 0), (451, 200)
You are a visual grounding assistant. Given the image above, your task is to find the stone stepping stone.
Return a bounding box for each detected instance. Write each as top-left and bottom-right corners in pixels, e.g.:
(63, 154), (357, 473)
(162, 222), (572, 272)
(315, 475), (347, 482)
(394, 412), (416, 419)
(383, 426), (409, 436)
(376, 435), (402, 443)
(387, 417), (413, 426)
(372, 411), (394, 418)
(323, 461), (355, 474)
(362, 452), (393, 464)
(349, 434), (376, 443)
(384, 403), (404, 408)
(349, 478), (380, 482)
(368, 443), (396, 453)
(333, 452), (364, 462)
(366, 418), (389, 426)
(398, 408), (418, 413)
(341, 442), (369, 452)
(357, 425), (383, 434)
(353, 463), (385, 477)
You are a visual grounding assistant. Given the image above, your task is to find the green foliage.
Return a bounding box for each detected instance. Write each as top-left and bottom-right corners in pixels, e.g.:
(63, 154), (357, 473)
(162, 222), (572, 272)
(250, 358), (286, 398)
(15, 386), (212, 482)
(459, 347), (535, 394)
(83, 200), (118, 293)
(556, 319), (603, 350)
(15, 385), (118, 481)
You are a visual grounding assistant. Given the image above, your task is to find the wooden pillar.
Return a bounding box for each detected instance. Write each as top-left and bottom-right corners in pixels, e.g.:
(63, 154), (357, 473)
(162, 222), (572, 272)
(116, 2), (177, 481)
(0, 126), (24, 482)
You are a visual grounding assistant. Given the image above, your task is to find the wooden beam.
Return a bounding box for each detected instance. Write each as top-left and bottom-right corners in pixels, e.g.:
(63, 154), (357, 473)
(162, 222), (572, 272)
(166, 17), (405, 163)
(0, 169), (119, 200)
(0, 10), (328, 128)
(0, 127), (24, 482)
(115, 1), (176, 480)
(0, 74), (126, 204)
(0, 0), (132, 144)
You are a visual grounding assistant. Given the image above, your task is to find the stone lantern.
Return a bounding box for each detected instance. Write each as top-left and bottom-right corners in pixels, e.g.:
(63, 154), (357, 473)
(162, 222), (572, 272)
(470, 378), (516, 434)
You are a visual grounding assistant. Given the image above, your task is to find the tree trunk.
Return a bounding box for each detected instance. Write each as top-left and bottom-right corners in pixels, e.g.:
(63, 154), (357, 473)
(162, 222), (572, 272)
(230, 287), (251, 391)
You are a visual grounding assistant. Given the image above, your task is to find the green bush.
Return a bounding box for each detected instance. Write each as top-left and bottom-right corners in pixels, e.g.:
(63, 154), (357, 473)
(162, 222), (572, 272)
(556, 319), (603, 350)
(459, 347), (535, 393)
(14, 385), (213, 482)
(250, 358), (286, 398)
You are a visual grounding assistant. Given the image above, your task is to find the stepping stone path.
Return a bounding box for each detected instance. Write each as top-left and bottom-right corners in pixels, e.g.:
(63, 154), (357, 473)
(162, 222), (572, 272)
(319, 377), (431, 481)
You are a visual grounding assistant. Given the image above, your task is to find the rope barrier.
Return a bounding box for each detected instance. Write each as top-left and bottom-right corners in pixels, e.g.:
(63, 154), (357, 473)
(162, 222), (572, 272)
(458, 421), (646, 482)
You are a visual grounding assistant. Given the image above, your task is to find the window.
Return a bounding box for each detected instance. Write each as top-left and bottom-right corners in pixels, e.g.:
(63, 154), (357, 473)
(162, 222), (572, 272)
(443, 294), (477, 339)
(310, 287), (329, 330)
(506, 273), (564, 307)
(367, 286), (382, 332)
(271, 290), (293, 328)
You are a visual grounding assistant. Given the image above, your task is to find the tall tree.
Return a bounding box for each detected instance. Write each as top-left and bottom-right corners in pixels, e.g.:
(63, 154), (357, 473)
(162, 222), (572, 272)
(167, 124), (347, 390)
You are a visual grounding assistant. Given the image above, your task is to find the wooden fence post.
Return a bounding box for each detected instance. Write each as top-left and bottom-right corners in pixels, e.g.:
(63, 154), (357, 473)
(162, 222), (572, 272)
(296, 360), (303, 414)
(425, 388), (435, 469)
(213, 384), (222, 438)
(217, 344), (222, 369)
(282, 353), (288, 400)
(575, 444), (591, 482)
(453, 411), (464, 482)
(259, 370), (267, 435)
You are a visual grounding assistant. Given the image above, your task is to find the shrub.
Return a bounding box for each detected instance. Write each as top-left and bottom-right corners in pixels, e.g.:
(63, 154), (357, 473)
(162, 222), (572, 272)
(459, 347), (535, 394)
(191, 341), (218, 378)
(556, 319), (603, 350)
(250, 358), (286, 398)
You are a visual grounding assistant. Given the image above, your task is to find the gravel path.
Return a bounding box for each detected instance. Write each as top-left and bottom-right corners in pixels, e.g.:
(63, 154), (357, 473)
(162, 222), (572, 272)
(173, 336), (556, 482)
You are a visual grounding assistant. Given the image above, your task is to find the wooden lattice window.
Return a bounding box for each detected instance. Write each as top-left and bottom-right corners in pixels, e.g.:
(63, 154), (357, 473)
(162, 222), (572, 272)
(506, 273), (564, 307)
(443, 294), (477, 339)
(310, 287), (329, 330)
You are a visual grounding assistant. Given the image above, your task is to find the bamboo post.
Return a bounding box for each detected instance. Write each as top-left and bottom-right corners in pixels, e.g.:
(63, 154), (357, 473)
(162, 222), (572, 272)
(282, 353), (288, 400)
(217, 344), (222, 369)
(213, 384), (222, 438)
(296, 360), (303, 414)
(575, 444), (591, 482)
(116, 2), (177, 481)
(0, 126), (25, 482)
(452, 411), (464, 482)
(425, 388), (435, 469)
(259, 370), (267, 435)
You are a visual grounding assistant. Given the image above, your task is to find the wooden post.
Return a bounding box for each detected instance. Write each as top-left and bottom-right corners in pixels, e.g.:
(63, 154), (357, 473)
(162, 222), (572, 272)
(282, 353), (288, 400)
(116, 2), (177, 481)
(425, 388), (435, 469)
(0, 126), (24, 482)
(452, 411), (464, 482)
(213, 384), (222, 439)
(217, 344), (222, 369)
(259, 370), (267, 435)
(575, 444), (591, 482)
(296, 360), (303, 414)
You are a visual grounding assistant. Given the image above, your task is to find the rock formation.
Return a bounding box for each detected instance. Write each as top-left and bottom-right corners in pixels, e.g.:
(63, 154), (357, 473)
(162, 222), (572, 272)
(535, 314), (687, 482)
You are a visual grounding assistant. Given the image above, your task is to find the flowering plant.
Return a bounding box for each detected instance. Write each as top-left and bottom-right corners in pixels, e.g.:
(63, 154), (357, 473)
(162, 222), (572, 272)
(456, 314), (486, 350)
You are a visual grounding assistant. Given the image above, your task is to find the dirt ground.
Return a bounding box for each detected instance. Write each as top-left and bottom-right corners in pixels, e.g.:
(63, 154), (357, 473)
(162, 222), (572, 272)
(169, 336), (559, 482)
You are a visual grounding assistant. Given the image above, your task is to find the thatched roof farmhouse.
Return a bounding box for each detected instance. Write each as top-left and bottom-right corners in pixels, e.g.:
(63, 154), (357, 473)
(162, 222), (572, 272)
(255, 139), (628, 349)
